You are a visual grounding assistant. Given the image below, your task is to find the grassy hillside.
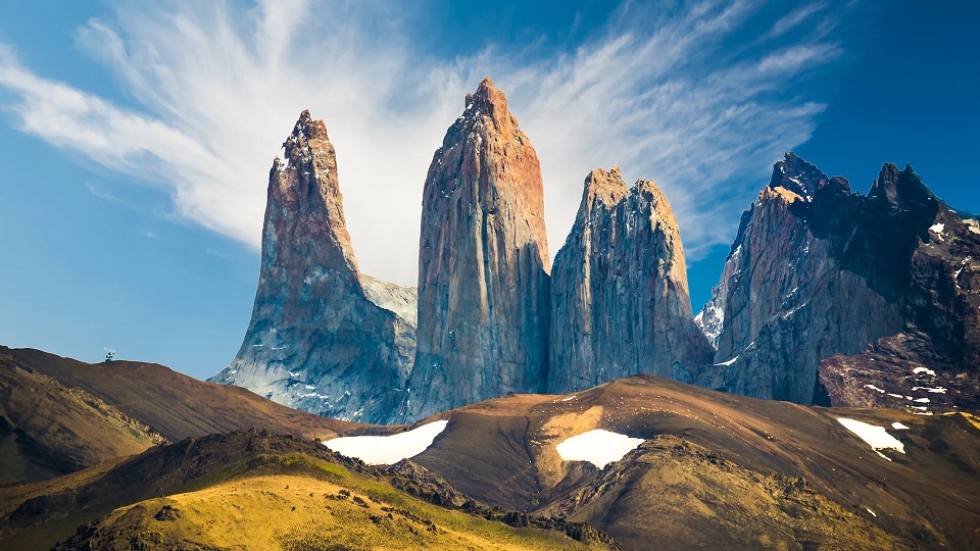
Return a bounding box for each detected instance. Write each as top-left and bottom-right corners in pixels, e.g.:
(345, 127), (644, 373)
(55, 465), (610, 551)
(557, 436), (917, 551)
(1, 432), (617, 551)
(0, 349), (166, 484)
(3, 347), (978, 549)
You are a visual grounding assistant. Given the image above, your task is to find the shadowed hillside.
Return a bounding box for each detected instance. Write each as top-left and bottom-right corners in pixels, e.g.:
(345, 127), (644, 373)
(0, 431), (616, 551)
(0, 349), (165, 484)
(412, 375), (980, 550)
(5, 347), (369, 443)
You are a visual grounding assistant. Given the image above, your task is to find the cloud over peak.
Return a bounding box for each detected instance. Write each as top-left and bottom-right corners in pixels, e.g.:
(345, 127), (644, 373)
(0, 0), (845, 286)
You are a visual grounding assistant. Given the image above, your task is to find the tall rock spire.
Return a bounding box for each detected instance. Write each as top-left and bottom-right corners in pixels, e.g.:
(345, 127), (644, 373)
(210, 111), (416, 423)
(403, 78), (551, 420)
(549, 167), (714, 393)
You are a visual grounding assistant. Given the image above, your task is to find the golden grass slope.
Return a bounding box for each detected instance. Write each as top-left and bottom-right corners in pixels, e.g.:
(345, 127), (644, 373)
(1, 432), (617, 551)
(53, 456), (612, 551)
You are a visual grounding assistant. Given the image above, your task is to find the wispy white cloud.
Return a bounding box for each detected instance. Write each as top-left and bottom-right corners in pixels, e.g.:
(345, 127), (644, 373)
(763, 2), (829, 41)
(0, 0), (844, 285)
(85, 180), (124, 204)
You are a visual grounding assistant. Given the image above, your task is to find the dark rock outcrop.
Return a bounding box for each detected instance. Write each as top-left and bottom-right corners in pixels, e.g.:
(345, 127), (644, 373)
(818, 199), (980, 412)
(210, 111), (416, 423)
(695, 153), (980, 411)
(549, 167), (714, 392)
(403, 78), (551, 421)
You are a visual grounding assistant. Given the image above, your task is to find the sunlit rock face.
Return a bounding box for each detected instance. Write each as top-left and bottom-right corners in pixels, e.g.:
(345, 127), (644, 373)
(549, 166), (714, 393)
(402, 78), (551, 421)
(696, 153), (980, 411)
(210, 111), (415, 423)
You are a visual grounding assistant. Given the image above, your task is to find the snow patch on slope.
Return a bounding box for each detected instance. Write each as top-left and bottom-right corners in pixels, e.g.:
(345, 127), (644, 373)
(837, 417), (905, 460)
(323, 420), (448, 465)
(556, 429), (645, 469)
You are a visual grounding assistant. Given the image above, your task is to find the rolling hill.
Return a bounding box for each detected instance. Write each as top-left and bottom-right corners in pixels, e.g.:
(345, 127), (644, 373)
(2, 347), (978, 550)
(410, 375), (980, 550)
(0, 431), (616, 551)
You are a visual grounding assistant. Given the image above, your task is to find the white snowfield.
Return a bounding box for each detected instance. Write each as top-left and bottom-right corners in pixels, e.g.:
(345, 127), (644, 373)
(556, 429), (645, 469)
(837, 417), (906, 460)
(322, 420), (448, 465)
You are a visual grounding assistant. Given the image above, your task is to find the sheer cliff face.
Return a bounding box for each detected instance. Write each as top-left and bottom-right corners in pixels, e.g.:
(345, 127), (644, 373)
(405, 78), (551, 420)
(549, 167), (714, 393)
(818, 196), (980, 413)
(696, 153), (980, 412)
(210, 111), (416, 423)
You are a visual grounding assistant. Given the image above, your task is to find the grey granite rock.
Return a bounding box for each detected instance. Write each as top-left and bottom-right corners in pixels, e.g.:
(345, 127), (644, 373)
(549, 167), (714, 393)
(210, 111), (415, 423)
(695, 154), (980, 412)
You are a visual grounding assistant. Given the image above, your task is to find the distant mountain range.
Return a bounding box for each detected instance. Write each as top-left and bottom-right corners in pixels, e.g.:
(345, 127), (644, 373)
(210, 78), (979, 423)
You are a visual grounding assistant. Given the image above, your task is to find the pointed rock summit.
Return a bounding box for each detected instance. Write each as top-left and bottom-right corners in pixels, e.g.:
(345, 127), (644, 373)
(696, 153), (979, 412)
(404, 78), (551, 420)
(210, 110), (416, 423)
(549, 167), (714, 393)
(768, 151), (830, 199)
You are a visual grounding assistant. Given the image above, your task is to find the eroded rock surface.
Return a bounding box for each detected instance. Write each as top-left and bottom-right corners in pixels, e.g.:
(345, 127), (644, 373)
(210, 111), (415, 423)
(403, 78), (551, 421)
(695, 153), (980, 412)
(549, 167), (713, 393)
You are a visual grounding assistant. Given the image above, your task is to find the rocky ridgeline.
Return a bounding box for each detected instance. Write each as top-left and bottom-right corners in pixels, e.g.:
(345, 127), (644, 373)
(695, 154), (980, 413)
(213, 82), (979, 422)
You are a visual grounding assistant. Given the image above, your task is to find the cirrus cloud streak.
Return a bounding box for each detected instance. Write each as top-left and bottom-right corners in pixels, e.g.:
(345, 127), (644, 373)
(0, 0), (845, 286)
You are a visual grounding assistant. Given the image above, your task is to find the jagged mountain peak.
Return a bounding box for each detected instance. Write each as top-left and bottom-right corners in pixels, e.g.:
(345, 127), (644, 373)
(550, 165), (712, 393)
(868, 162), (937, 210)
(631, 178), (682, 233)
(465, 77), (504, 113)
(276, 110), (330, 169)
(456, 77), (525, 143)
(768, 151), (829, 200)
(406, 79), (551, 420)
(211, 109), (416, 424)
(582, 166), (629, 209)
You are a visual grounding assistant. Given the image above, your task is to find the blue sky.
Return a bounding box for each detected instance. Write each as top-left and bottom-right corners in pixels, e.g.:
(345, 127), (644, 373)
(0, 0), (977, 380)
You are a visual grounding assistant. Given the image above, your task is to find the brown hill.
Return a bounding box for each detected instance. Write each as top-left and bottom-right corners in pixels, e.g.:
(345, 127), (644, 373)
(3, 347), (370, 446)
(412, 374), (980, 550)
(0, 349), (165, 485)
(2, 346), (978, 549)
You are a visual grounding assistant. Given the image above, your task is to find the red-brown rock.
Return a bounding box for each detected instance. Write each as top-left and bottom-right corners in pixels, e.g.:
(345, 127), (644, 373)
(403, 79), (551, 420)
